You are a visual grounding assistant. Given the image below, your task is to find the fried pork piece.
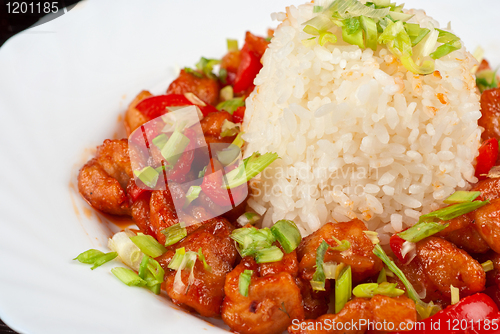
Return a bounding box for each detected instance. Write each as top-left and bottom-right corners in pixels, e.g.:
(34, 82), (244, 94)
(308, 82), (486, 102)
(167, 69), (220, 106)
(471, 198), (500, 254)
(78, 139), (133, 216)
(124, 90), (152, 135)
(295, 276), (331, 320)
(288, 295), (416, 334)
(222, 257), (304, 334)
(471, 177), (500, 201)
(297, 219), (382, 284)
(156, 218), (237, 317)
(478, 88), (500, 144)
(443, 225), (490, 254)
(416, 237), (485, 297)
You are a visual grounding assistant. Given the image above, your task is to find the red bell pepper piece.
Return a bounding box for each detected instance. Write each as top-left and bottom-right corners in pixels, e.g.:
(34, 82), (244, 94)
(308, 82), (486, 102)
(201, 158), (246, 207)
(233, 106), (246, 124)
(475, 138), (499, 180)
(135, 94), (192, 119)
(390, 233), (408, 263)
(233, 44), (263, 95)
(126, 178), (150, 202)
(392, 293), (500, 334)
(199, 104), (218, 118)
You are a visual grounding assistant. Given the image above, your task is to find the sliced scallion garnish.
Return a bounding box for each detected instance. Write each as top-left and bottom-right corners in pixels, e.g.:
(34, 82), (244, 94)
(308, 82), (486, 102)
(184, 186), (202, 208)
(130, 234), (167, 258)
(254, 246), (284, 263)
(161, 223), (187, 247)
(196, 57), (221, 79)
(418, 200), (490, 224)
(373, 244), (441, 318)
(220, 85), (234, 101)
(270, 220), (302, 254)
(168, 247), (186, 270)
(224, 152), (279, 189)
(197, 248), (212, 272)
(138, 255), (164, 294)
(227, 39), (239, 52)
(377, 267), (387, 283)
(335, 266), (352, 314)
(216, 97), (245, 114)
(450, 285), (459, 305)
(161, 130), (190, 166)
(330, 236), (351, 252)
(482, 260), (494, 273)
(239, 269), (253, 297)
(73, 249), (118, 270)
(476, 69), (499, 93)
(133, 166), (160, 188)
(443, 191), (481, 204)
(359, 16), (377, 51)
(152, 133), (169, 150)
(363, 231), (380, 244)
(236, 212), (261, 226)
(310, 240), (329, 291)
(220, 119), (240, 138)
(353, 282), (404, 298)
(397, 222), (449, 243)
(231, 226), (276, 257)
(323, 262), (338, 280)
(111, 267), (147, 287)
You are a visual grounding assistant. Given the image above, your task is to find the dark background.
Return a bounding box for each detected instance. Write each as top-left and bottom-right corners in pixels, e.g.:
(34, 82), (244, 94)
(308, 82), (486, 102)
(0, 1), (79, 331)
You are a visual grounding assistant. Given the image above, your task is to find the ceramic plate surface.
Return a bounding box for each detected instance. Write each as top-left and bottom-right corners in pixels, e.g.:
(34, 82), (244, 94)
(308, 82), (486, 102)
(0, 1), (499, 333)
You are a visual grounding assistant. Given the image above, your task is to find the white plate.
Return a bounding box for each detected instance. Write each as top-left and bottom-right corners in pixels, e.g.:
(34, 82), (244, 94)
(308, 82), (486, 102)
(0, 1), (499, 333)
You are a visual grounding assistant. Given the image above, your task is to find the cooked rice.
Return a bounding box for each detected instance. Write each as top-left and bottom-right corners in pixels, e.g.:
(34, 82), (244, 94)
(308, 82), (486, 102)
(242, 3), (482, 244)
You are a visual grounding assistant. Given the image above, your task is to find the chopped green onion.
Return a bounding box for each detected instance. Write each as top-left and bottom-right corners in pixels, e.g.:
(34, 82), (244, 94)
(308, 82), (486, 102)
(311, 240), (329, 291)
(196, 57), (221, 79)
(313, 5), (323, 13)
(389, 11), (414, 22)
(161, 130), (190, 166)
(342, 18), (365, 49)
(152, 133), (169, 150)
(184, 186), (202, 208)
(377, 267), (387, 283)
(450, 285), (459, 305)
(373, 244), (441, 318)
(161, 223), (187, 247)
(130, 234), (167, 258)
(227, 39), (239, 52)
(482, 260), (494, 273)
(430, 29), (461, 59)
(231, 132), (245, 148)
(108, 230), (143, 271)
(255, 246), (284, 263)
(353, 282), (404, 298)
(335, 266), (352, 313)
(198, 165), (207, 178)
(318, 31), (337, 46)
(418, 200), (490, 224)
(405, 23), (429, 47)
(476, 69), (499, 93)
(330, 237), (351, 252)
(216, 97), (245, 114)
(74, 249), (118, 270)
(397, 222), (449, 243)
(363, 231), (380, 244)
(221, 120), (240, 138)
(224, 152), (279, 189)
(111, 267), (147, 287)
(323, 262), (338, 280)
(220, 85), (234, 101)
(197, 248), (212, 272)
(239, 269), (253, 297)
(133, 166), (159, 188)
(184, 67), (203, 78)
(138, 255), (164, 294)
(236, 212), (261, 226)
(231, 226), (276, 257)
(444, 191), (481, 204)
(168, 247), (186, 270)
(271, 220), (302, 253)
(219, 68), (228, 84)
(359, 16), (377, 51)
(302, 14), (335, 36)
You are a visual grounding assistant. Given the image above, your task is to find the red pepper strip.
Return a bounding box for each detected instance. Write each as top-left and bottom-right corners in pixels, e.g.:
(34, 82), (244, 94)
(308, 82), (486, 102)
(233, 106), (246, 124)
(475, 138), (499, 180)
(390, 233), (408, 263)
(391, 293), (500, 334)
(199, 104), (218, 118)
(126, 178), (150, 202)
(166, 128), (196, 183)
(201, 158), (246, 207)
(233, 43), (263, 95)
(135, 94), (193, 119)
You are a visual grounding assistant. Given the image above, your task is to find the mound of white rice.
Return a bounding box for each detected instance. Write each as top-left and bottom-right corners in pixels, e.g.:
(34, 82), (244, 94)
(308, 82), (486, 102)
(242, 2), (482, 244)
